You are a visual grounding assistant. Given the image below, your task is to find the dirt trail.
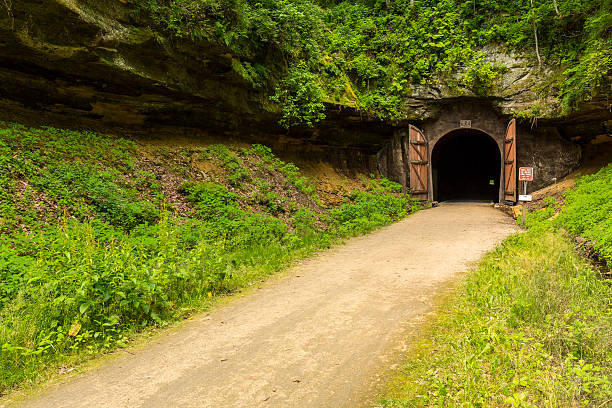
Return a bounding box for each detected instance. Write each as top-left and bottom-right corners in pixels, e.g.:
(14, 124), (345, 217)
(11, 203), (517, 408)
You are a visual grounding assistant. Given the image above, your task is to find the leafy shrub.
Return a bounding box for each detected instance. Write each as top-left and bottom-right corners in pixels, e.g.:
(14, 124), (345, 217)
(291, 207), (320, 236)
(1, 216), (230, 387)
(180, 181), (288, 248)
(0, 242), (33, 308)
(270, 65), (326, 128)
(247, 144), (275, 162)
(89, 178), (160, 229)
(248, 144), (316, 195)
(204, 145), (251, 187)
(260, 191), (285, 215)
(364, 176), (403, 194)
(331, 190), (412, 236)
(555, 164), (612, 263)
(462, 59), (506, 95)
(181, 181), (242, 219)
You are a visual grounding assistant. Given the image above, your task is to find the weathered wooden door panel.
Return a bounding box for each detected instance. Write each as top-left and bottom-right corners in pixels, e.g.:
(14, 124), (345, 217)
(504, 119), (517, 203)
(408, 125), (428, 201)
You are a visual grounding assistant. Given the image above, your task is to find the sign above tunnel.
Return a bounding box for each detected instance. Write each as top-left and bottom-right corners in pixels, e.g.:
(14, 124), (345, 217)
(519, 167), (534, 181)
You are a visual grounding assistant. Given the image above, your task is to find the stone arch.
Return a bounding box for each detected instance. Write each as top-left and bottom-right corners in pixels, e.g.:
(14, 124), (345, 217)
(429, 128), (503, 202)
(377, 100), (581, 202)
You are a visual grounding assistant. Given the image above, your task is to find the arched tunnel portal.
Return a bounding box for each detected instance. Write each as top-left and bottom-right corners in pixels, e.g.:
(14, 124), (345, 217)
(431, 128), (501, 202)
(376, 101), (583, 204)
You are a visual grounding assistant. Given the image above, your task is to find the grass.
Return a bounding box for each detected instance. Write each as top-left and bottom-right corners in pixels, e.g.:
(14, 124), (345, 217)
(380, 227), (611, 407)
(0, 122), (421, 395)
(379, 165), (612, 407)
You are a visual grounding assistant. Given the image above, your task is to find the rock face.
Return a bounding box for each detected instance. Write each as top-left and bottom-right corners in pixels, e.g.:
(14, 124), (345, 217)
(0, 0), (609, 201)
(0, 0), (275, 131)
(0, 0), (394, 174)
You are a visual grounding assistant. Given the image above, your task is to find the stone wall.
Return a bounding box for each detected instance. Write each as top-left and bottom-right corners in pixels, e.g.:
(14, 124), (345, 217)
(517, 126), (581, 192)
(376, 129), (410, 189)
(377, 100), (583, 201)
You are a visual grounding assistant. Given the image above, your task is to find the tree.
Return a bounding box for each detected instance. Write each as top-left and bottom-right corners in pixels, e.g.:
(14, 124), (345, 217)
(530, 0), (542, 68)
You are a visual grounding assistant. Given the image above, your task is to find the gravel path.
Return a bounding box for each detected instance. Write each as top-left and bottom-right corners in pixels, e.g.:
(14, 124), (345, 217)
(11, 202), (517, 408)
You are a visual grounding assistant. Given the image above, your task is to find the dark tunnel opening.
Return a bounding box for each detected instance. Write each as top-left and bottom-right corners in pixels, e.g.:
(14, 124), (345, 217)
(432, 129), (501, 202)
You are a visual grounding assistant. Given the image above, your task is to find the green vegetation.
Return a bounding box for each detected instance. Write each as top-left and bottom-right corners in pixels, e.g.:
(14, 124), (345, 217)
(0, 122), (419, 394)
(524, 164), (612, 263)
(381, 166), (612, 407)
(557, 164), (612, 263)
(136, 0), (611, 124)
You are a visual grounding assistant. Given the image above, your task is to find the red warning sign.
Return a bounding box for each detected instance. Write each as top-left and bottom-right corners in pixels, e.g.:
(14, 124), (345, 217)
(519, 167), (534, 181)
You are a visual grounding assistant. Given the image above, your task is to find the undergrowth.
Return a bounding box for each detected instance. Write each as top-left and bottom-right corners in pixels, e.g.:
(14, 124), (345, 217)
(525, 163), (611, 263)
(0, 122), (420, 394)
(556, 164), (611, 264)
(380, 165), (612, 407)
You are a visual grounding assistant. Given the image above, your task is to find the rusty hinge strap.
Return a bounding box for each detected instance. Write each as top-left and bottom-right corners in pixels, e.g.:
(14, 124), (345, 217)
(410, 141), (427, 145)
(410, 160), (428, 165)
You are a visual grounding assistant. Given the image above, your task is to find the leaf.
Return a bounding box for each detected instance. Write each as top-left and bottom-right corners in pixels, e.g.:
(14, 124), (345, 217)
(79, 302), (90, 315)
(68, 321), (82, 337)
(27, 276), (42, 284)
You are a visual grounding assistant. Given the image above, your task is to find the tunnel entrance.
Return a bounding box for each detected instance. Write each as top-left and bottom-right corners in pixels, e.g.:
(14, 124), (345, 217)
(431, 129), (501, 202)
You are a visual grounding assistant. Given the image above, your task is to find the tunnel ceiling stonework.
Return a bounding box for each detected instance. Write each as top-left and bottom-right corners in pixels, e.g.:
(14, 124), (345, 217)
(0, 0), (609, 188)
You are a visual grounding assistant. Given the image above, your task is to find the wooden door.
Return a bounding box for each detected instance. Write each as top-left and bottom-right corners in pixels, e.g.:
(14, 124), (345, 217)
(504, 119), (517, 203)
(408, 125), (428, 201)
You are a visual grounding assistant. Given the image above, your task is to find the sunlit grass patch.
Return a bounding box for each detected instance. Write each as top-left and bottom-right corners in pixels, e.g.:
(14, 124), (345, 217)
(380, 228), (611, 407)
